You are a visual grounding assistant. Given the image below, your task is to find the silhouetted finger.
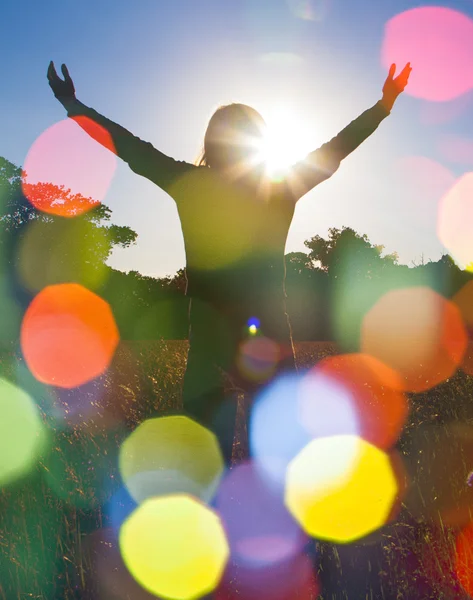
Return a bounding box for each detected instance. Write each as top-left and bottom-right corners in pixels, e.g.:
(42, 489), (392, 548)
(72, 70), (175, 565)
(388, 63), (396, 78)
(47, 61), (57, 82)
(401, 62), (411, 75)
(401, 64), (412, 86)
(61, 63), (72, 83)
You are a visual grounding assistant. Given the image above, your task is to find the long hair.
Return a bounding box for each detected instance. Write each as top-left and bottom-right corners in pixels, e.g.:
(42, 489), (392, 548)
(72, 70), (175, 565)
(195, 103), (266, 169)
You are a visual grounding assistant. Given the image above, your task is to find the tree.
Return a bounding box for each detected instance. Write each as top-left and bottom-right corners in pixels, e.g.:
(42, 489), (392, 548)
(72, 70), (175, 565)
(0, 156), (137, 292)
(303, 227), (400, 349)
(285, 252), (315, 276)
(0, 156), (139, 346)
(304, 226), (398, 279)
(161, 268), (188, 295)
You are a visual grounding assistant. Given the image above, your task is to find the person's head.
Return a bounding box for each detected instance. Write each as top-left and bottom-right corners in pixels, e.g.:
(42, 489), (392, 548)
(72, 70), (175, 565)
(198, 103), (266, 176)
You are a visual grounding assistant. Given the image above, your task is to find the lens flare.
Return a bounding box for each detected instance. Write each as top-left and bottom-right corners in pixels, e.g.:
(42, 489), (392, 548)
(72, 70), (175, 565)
(249, 371), (360, 487)
(119, 415), (224, 505)
(285, 435), (400, 542)
(382, 7), (473, 101)
(216, 552), (319, 600)
(420, 91), (473, 125)
(438, 173), (473, 271)
(361, 287), (467, 393)
(315, 354), (408, 449)
(437, 135), (473, 167)
(16, 217), (110, 292)
(237, 336), (280, 383)
(455, 521), (473, 597)
(168, 170), (264, 270)
(22, 117), (116, 217)
(215, 461), (308, 567)
(394, 156), (455, 240)
(119, 495), (229, 600)
(0, 377), (46, 486)
(21, 283), (120, 388)
(256, 107), (313, 178)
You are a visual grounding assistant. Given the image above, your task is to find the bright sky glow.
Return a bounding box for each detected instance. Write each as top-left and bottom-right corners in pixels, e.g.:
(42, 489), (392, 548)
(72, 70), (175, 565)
(257, 106), (314, 178)
(2, 0), (473, 277)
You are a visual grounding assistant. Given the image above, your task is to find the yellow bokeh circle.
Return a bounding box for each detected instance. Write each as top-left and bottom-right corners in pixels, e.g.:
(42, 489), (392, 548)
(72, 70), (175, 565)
(119, 494), (229, 600)
(119, 415), (224, 504)
(285, 435), (398, 543)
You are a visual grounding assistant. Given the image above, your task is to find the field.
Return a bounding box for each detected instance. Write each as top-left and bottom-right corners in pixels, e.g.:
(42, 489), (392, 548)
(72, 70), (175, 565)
(1, 340), (473, 599)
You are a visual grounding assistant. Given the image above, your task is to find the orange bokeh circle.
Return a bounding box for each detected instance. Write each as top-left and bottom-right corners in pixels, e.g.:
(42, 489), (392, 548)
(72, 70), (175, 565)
(455, 521), (473, 597)
(314, 353), (408, 449)
(21, 283), (119, 388)
(361, 287), (467, 393)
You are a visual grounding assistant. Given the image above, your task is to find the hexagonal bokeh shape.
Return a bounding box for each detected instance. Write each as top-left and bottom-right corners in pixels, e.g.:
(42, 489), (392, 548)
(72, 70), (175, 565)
(119, 415), (224, 504)
(285, 435), (399, 543)
(22, 116), (116, 217)
(314, 353), (408, 449)
(21, 283), (120, 388)
(120, 494), (229, 600)
(361, 286), (467, 393)
(0, 377), (47, 486)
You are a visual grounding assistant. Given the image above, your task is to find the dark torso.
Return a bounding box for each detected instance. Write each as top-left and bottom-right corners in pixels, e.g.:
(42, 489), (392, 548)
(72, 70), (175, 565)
(168, 167), (295, 332)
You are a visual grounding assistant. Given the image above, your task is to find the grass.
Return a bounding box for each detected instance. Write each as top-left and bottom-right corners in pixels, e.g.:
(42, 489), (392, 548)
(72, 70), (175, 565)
(1, 340), (473, 598)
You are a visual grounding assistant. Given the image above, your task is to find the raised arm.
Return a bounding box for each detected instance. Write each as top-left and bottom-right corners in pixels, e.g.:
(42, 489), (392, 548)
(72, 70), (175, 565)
(287, 62), (412, 202)
(47, 62), (193, 192)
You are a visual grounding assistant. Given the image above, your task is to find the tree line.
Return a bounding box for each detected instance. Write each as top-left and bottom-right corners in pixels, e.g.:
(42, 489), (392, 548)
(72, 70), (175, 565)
(1, 155), (470, 348)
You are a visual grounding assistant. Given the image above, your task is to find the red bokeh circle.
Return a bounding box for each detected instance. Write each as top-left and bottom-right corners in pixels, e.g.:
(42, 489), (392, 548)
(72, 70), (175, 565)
(21, 283), (119, 388)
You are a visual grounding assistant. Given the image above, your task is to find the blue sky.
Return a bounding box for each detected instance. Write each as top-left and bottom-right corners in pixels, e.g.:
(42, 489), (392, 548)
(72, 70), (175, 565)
(2, 0), (473, 277)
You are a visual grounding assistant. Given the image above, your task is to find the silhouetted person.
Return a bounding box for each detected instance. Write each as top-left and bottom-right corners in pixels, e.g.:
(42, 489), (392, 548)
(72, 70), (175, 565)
(47, 61), (411, 465)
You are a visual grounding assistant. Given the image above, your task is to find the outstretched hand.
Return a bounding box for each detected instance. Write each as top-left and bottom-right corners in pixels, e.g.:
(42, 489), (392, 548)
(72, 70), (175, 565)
(47, 61), (76, 101)
(381, 62), (412, 111)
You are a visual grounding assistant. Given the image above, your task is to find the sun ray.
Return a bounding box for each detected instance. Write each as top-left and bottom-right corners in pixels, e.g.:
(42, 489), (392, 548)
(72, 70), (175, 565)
(256, 106), (314, 180)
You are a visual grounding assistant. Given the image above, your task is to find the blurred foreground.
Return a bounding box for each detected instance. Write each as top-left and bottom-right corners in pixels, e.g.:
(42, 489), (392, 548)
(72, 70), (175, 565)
(1, 340), (473, 599)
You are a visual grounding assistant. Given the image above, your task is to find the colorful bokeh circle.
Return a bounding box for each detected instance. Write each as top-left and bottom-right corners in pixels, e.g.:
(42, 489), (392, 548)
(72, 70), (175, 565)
(314, 354), (408, 448)
(361, 287), (467, 393)
(438, 172), (473, 271)
(21, 283), (120, 388)
(119, 415), (224, 505)
(119, 495), (229, 600)
(249, 371), (360, 487)
(215, 461), (308, 567)
(285, 435), (400, 543)
(237, 336), (281, 383)
(22, 117), (116, 217)
(382, 7), (473, 101)
(0, 377), (47, 486)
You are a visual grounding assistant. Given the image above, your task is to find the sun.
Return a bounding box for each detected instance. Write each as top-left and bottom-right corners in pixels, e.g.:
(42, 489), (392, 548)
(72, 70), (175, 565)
(256, 106), (315, 179)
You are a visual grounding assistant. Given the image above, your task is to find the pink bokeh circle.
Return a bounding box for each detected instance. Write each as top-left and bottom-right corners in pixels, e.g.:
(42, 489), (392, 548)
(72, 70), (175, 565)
(22, 117), (116, 217)
(382, 7), (473, 102)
